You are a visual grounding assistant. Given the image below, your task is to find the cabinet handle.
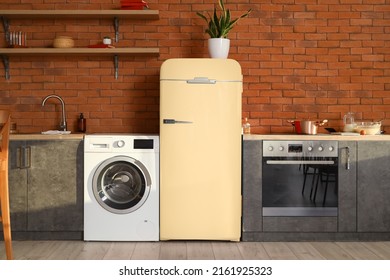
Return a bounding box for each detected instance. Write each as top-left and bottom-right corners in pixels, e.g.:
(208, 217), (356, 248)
(17, 146), (31, 169)
(345, 146), (350, 170)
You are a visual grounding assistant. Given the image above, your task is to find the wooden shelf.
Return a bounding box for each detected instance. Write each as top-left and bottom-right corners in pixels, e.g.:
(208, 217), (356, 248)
(0, 9), (159, 20)
(0, 47), (160, 56)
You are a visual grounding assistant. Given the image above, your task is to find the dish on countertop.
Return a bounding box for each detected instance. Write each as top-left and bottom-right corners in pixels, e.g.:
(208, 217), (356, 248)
(353, 121), (381, 135)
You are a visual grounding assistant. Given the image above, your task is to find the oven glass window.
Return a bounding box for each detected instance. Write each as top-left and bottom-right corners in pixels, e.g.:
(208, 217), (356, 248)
(262, 160), (338, 216)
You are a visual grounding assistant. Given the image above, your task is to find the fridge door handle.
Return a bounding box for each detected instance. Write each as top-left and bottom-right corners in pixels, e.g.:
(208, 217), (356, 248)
(186, 77), (216, 84)
(163, 119), (193, 124)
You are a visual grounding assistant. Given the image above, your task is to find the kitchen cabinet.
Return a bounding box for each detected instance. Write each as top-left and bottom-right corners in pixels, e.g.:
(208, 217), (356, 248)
(7, 139), (83, 239)
(0, 9), (159, 79)
(357, 141), (390, 232)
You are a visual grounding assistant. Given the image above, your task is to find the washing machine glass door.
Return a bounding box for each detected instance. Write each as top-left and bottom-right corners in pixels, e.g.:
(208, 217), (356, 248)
(92, 156), (151, 214)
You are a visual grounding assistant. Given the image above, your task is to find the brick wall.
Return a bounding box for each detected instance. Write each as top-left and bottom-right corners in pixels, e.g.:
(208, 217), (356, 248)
(1, 0), (389, 134)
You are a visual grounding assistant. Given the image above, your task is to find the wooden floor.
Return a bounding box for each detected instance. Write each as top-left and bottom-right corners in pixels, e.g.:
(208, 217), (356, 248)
(1, 241), (390, 260)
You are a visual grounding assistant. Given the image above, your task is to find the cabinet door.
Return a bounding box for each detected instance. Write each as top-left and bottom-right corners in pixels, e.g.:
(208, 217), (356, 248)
(338, 141), (357, 232)
(7, 141), (28, 231)
(357, 141), (390, 232)
(242, 140), (263, 234)
(27, 140), (83, 232)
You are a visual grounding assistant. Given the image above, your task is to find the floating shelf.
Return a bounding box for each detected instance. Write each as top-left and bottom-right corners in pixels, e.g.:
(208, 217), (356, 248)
(0, 47), (160, 55)
(0, 9), (159, 20)
(0, 48), (159, 79)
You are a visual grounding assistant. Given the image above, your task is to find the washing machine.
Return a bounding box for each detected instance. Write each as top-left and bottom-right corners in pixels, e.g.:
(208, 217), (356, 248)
(84, 134), (159, 241)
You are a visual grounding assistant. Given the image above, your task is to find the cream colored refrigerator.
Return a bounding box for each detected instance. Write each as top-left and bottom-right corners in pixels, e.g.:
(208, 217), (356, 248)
(160, 58), (242, 241)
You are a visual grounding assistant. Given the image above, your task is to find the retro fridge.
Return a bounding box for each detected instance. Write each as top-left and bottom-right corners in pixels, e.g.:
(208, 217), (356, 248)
(159, 59), (242, 241)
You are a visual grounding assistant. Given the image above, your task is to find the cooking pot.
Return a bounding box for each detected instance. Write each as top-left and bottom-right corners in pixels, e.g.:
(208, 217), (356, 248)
(288, 120), (328, 134)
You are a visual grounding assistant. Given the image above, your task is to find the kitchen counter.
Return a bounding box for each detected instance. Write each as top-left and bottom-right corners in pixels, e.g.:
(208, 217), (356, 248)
(244, 134), (390, 141)
(10, 133), (84, 141)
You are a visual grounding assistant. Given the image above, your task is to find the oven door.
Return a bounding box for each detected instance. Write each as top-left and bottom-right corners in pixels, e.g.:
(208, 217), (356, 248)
(262, 158), (338, 216)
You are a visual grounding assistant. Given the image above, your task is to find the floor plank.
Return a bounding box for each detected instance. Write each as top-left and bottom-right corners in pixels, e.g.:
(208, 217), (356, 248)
(262, 242), (298, 260)
(21, 241), (62, 260)
(46, 241), (84, 260)
(186, 241), (215, 260)
(74, 241), (111, 260)
(212, 242), (243, 260)
(131, 242), (160, 260)
(336, 242), (382, 260)
(237, 242), (270, 259)
(310, 242), (353, 260)
(103, 242), (136, 260)
(286, 242), (326, 260)
(361, 242), (390, 259)
(159, 241), (187, 260)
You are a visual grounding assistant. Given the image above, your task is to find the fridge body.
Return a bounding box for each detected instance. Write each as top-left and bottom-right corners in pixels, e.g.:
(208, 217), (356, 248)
(160, 58), (242, 241)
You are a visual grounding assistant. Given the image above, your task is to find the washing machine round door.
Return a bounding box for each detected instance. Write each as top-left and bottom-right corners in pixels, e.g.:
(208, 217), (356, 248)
(92, 156), (151, 214)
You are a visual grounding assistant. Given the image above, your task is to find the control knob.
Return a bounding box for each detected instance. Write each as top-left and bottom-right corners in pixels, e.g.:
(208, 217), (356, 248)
(307, 146), (313, 152)
(318, 146), (324, 152)
(329, 146), (334, 152)
(117, 140), (125, 148)
(279, 146), (284, 151)
(268, 146), (274, 151)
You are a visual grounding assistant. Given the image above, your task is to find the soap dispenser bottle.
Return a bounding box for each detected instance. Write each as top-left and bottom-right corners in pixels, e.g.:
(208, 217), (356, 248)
(78, 113), (86, 133)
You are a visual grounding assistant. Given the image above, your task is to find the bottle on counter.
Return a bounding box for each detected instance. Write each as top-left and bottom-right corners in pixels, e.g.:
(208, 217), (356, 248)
(78, 113), (86, 133)
(243, 118), (251, 134)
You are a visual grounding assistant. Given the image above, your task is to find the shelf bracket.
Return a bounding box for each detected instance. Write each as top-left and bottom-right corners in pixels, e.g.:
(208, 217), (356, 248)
(1, 55), (10, 80)
(114, 55), (119, 79)
(114, 17), (119, 43)
(1, 16), (11, 46)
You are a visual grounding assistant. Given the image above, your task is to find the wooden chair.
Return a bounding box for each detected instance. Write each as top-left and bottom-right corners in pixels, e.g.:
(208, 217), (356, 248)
(0, 110), (13, 260)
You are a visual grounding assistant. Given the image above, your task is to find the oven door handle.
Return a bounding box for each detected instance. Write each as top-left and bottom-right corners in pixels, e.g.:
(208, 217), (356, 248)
(265, 160), (335, 165)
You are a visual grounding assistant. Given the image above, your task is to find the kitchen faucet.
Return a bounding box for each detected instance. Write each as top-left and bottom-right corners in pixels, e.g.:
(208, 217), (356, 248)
(41, 94), (67, 131)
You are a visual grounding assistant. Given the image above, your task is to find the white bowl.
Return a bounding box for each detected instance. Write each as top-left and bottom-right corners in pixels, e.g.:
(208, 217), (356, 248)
(353, 122), (381, 135)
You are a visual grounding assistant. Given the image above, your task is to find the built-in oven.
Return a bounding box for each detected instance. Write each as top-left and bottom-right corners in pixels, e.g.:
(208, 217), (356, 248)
(262, 140), (338, 217)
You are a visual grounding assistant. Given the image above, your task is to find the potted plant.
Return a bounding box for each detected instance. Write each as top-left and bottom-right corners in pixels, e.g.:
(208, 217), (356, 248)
(196, 0), (251, 58)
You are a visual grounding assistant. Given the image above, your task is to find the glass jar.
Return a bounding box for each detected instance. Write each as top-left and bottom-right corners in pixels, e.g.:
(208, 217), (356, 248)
(343, 112), (355, 132)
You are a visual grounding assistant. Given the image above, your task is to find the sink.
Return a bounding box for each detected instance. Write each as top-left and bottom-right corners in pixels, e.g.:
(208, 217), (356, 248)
(41, 130), (71, 135)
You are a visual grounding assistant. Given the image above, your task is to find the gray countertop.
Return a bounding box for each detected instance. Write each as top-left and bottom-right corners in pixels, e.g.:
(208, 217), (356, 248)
(244, 134), (390, 141)
(10, 133), (85, 141)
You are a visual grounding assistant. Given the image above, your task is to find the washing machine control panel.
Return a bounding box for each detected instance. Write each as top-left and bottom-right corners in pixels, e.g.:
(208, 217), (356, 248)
(112, 138), (155, 150)
(85, 136), (158, 153)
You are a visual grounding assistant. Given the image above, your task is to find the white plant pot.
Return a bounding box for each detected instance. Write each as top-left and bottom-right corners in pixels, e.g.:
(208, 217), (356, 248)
(208, 38), (230, 59)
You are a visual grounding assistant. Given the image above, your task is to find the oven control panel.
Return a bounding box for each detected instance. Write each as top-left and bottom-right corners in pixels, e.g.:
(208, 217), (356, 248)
(263, 140), (338, 157)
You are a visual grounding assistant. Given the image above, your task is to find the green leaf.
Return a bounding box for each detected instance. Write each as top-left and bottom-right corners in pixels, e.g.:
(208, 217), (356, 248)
(196, 0), (252, 38)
